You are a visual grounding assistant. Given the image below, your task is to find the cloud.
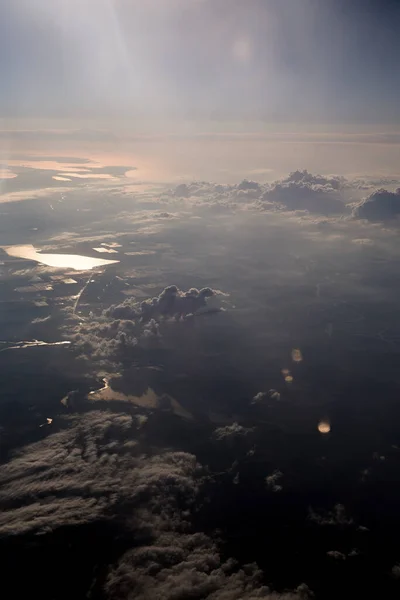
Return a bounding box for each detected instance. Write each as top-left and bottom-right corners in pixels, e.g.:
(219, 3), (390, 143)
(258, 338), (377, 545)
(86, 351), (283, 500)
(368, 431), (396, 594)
(107, 533), (307, 600)
(105, 285), (220, 322)
(0, 409), (205, 540)
(265, 470), (283, 493)
(71, 319), (139, 362)
(171, 180), (269, 208)
(352, 188), (400, 221)
(142, 317), (161, 339)
(31, 315), (52, 324)
(260, 171), (345, 215)
(281, 171), (345, 190)
(392, 564), (400, 579)
(68, 284), (223, 368)
(252, 391), (268, 404)
(326, 550), (346, 561)
(252, 390), (281, 404)
(237, 179), (263, 192)
(174, 183), (191, 198)
(309, 504), (354, 527)
(0, 410), (309, 600)
(0, 411), (137, 536)
(169, 171), (385, 215)
(213, 422), (254, 443)
(326, 549), (361, 561)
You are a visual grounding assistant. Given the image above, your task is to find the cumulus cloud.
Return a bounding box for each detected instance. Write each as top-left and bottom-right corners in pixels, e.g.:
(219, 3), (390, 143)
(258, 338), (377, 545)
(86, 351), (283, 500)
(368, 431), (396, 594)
(71, 318), (138, 362)
(265, 470), (283, 493)
(170, 179), (269, 209)
(174, 183), (191, 198)
(169, 171), (375, 215)
(260, 171), (345, 215)
(309, 504), (353, 527)
(106, 535), (308, 600)
(252, 390), (281, 404)
(326, 550), (346, 561)
(352, 188), (400, 221)
(213, 422), (254, 443)
(237, 179), (262, 192)
(174, 180), (264, 199)
(252, 391), (268, 404)
(0, 410), (308, 600)
(281, 171), (345, 190)
(105, 285), (220, 322)
(69, 284), (222, 365)
(141, 285), (217, 320)
(142, 317), (161, 338)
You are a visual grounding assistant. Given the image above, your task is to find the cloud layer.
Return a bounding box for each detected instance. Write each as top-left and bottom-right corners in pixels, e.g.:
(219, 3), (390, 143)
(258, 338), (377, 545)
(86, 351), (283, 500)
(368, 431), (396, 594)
(0, 410), (308, 600)
(169, 170), (400, 218)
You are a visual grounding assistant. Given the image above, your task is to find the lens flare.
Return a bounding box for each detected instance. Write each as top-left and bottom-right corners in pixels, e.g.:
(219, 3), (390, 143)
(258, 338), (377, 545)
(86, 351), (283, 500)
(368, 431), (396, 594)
(318, 420), (331, 434)
(291, 348), (303, 362)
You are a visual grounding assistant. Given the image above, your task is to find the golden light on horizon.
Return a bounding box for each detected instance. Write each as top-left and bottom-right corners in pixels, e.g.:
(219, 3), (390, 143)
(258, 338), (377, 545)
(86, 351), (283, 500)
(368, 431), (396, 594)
(318, 420), (331, 434)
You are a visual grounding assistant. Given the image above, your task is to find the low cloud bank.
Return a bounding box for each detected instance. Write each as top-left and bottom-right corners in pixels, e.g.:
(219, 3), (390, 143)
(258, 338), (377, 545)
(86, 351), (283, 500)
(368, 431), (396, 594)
(170, 170), (400, 222)
(0, 411), (310, 600)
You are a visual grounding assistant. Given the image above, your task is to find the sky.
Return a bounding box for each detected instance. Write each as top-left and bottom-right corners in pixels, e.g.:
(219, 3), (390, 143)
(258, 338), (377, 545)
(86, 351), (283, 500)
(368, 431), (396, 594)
(2, 0), (400, 127)
(3, 5), (400, 599)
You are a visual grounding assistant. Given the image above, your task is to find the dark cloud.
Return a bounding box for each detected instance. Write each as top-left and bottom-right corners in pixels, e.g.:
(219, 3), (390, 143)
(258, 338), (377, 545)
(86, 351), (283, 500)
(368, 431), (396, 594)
(326, 550), (346, 561)
(107, 534), (308, 600)
(106, 285), (220, 322)
(0, 411), (137, 536)
(213, 422), (254, 443)
(392, 564), (400, 579)
(309, 504), (353, 527)
(71, 319), (138, 362)
(69, 285), (222, 366)
(0, 410), (308, 600)
(252, 390), (281, 404)
(142, 318), (161, 339)
(265, 470), (283, 493)
(102, 302), (139, 321)
(252, 391), (269, 404)
(352, 188), (400, 221)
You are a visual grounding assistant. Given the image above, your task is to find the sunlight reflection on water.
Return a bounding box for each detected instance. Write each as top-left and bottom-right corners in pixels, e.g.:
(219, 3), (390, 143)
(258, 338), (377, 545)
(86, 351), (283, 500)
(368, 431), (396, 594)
(3, 245), (119, 270)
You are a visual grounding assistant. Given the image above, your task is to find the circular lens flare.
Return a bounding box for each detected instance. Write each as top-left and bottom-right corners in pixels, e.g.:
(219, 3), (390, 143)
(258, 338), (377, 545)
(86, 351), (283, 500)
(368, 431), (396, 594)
(318, 420), (331, 434)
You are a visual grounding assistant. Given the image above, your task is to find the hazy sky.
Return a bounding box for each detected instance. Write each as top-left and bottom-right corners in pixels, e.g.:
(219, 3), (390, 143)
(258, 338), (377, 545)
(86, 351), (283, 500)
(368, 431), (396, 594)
(2, 0), (400, 126)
